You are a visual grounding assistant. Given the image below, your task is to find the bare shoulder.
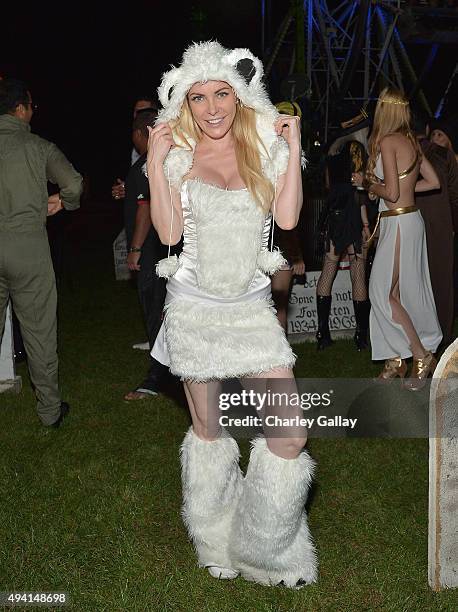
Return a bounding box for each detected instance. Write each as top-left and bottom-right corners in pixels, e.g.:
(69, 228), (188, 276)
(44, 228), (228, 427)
(380, 133), (404, 151)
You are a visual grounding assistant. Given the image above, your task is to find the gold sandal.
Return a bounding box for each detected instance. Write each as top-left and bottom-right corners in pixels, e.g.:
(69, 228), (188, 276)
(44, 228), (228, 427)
(404, 351), (437, 391)
(377, 357), (407, 381)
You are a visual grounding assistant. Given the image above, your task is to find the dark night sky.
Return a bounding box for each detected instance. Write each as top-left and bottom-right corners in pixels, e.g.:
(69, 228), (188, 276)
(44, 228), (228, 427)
(2, 1), (263, 193)
(2, 1), (456, 196)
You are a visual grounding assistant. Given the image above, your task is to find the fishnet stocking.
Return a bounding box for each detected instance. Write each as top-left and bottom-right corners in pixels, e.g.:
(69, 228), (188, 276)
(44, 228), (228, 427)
(316, 253), (340, 296)
(349, 252), (368, 301)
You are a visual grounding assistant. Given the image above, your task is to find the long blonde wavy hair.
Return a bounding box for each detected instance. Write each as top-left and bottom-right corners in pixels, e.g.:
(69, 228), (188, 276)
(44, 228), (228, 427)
(170, 95), (274, 214)
(366, 87), (420, 183)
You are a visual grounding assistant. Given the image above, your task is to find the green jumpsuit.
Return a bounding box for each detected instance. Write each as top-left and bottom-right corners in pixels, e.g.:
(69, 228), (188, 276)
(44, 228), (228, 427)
(0, 114), (82, 425)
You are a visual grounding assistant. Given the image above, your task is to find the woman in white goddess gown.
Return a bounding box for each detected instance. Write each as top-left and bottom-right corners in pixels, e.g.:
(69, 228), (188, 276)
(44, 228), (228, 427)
(145, 42), (317, 588)
(353, 87), (441, 388)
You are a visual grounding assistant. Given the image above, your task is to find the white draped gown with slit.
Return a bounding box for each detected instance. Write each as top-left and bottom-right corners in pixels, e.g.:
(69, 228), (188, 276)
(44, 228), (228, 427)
(151, 178), (296, 381)
(369, 155), (442, 360)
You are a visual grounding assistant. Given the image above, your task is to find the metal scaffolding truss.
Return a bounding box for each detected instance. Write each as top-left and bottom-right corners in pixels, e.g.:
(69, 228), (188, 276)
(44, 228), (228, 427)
(266, 1), (431, 141)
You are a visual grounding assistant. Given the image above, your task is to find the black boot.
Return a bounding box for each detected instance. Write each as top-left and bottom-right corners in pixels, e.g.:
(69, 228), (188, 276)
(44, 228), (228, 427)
(316, 295), (333, 350)
(353, 299), (370, 351)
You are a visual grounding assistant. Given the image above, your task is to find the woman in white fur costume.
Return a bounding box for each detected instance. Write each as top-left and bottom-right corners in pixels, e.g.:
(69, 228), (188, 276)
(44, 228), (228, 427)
(146, 41), (317, 588)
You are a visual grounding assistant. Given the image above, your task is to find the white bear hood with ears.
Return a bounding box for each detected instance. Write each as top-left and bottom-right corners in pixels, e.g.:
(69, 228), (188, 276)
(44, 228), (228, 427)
(155, 40), (291, 190)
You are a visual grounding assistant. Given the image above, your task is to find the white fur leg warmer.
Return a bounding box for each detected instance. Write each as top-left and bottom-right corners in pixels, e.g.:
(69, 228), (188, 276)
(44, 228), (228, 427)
(230, 437), (318, 587)
(179, 427), (243, 569)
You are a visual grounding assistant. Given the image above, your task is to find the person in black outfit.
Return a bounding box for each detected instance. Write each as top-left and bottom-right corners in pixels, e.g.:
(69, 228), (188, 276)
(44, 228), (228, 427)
(316, 107), (372, 351)
(123, 109), (176, 399)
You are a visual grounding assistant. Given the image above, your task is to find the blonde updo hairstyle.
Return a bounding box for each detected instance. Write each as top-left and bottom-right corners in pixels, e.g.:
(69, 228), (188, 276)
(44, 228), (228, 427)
(169, 93), (274, 215)
(366, 87), (420, 184)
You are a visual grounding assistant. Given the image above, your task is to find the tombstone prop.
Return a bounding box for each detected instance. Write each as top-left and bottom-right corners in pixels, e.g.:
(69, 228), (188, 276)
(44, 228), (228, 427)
(429, 338), (458, 590)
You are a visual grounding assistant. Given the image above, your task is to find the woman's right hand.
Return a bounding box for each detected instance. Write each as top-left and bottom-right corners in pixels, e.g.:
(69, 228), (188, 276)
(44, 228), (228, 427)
(147, 123), (175, 167)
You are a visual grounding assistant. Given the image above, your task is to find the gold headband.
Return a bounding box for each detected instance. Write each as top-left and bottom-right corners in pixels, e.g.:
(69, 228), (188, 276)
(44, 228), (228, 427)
(379, 97), (408, 106)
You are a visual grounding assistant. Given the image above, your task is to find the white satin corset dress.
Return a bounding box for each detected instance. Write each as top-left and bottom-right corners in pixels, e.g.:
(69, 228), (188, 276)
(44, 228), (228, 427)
(151, 177), (295, 381)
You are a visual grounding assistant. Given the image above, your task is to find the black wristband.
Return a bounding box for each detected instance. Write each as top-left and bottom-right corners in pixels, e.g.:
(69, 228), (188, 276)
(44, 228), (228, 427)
(129, 247), (142, 253)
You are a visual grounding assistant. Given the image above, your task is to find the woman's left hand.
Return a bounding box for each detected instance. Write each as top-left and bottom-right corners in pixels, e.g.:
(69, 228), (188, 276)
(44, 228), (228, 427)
(362, 226), (371, 242)
(274, 114), (301, 146)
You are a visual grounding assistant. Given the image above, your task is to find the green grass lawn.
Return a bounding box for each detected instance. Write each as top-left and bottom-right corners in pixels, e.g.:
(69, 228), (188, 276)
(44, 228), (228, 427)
(0, 208), (457, 611)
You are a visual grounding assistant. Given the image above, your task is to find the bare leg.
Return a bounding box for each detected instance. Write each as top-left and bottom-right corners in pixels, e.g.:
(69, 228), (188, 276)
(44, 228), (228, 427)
(389, 227), (426, 359)
(271, 268), (294, 331)
(245, 367), (307, 460)
(183, 381), (222, 441)
(184, 370), (307, 457)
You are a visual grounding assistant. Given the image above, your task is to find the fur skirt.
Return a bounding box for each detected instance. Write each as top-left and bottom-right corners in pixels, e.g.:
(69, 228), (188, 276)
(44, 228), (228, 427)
(153, 296), (296, 382)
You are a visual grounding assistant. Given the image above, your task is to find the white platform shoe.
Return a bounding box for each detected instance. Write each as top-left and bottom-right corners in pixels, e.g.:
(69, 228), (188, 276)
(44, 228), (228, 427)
(229, 437), (318, 588)
(179, 427), (243, 580)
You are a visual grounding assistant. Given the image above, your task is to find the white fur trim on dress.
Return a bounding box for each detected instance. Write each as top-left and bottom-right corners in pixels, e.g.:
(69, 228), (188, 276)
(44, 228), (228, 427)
(229, 436), (318, 587)
(180, 427), (243, 570)
(163, 298), (296, 381)
(161, 129), (290, 192)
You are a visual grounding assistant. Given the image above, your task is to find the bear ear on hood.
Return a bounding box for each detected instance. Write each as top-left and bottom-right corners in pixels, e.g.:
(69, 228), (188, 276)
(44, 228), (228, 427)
(235, 58), (256, 85)
(224, 48), (264, 87)
(158, 66), (181, 109)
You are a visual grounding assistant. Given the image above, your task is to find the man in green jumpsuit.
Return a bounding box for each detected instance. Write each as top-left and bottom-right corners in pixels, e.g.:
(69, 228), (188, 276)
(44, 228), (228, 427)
(0, 78), (82, 427)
